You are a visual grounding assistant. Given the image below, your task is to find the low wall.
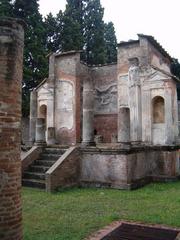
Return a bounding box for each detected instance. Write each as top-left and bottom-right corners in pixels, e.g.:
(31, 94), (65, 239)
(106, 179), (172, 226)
(21, 146), (43, 172)
(46, 146), (80, 192)
(80, 146), (180, 189)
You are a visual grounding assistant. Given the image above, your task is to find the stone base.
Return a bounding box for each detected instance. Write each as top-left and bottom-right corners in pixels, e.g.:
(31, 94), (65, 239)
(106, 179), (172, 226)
(34, 141), (47, 146)
(80, 175), (180, 190)
(80, 145), (180, 190)
(81, 141), (96, 147)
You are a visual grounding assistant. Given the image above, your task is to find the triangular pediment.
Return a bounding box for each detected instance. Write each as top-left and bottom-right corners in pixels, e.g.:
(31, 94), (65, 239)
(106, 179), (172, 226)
(148, 70), (171, 82)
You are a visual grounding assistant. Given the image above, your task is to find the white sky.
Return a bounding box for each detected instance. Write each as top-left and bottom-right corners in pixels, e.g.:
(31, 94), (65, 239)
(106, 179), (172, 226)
(39, 0), (180, 61)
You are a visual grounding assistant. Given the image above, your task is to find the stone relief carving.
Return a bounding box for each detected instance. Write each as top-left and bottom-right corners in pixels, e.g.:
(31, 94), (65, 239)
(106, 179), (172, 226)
(95, 83), (117, 113)
(128, 58), (140, 87)
(56, 80), (74, 130)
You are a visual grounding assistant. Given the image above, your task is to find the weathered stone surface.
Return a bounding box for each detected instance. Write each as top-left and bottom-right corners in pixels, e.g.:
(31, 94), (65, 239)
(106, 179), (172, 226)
(35, 118), (46, 144)
(0, 18), (24, 240)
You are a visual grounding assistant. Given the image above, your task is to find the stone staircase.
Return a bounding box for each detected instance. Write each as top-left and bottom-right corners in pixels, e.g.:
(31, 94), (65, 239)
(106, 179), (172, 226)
(22, 147), (67, 189)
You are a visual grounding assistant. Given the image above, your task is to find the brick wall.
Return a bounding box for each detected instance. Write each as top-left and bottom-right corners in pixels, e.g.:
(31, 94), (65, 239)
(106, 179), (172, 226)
(94, 114), (117, 143)
(0, 18), (24, 240)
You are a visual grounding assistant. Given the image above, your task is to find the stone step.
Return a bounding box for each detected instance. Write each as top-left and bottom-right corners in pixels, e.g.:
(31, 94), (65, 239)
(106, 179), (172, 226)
(44, 148), (67, 154)
(29, 165), (49, 173)
(39, 153), (61, 160)
(23, 171), (45, 180)
(34, 159), (56, 167)
(22, 179), (45, 189)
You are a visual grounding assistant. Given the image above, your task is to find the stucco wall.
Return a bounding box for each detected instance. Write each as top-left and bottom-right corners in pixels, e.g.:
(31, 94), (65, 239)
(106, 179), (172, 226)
(80, 147), (179, 189)
(92, 64), (118, 142)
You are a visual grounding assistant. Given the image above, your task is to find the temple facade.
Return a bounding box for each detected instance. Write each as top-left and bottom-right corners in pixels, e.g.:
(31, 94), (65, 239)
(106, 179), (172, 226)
(24, 34), (180, 191)
(29, 34), (179, 147)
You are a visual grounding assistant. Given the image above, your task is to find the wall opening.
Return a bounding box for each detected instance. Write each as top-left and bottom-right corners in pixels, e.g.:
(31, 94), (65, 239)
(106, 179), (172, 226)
(152, 96), (165, 123)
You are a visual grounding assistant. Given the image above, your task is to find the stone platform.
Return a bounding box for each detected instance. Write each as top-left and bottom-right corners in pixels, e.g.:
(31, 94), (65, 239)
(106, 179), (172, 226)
(80, 144), (180, 190)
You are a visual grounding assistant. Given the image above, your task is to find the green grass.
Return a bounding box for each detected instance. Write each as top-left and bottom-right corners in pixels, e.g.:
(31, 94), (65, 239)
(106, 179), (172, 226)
(23, 182), (180, 240)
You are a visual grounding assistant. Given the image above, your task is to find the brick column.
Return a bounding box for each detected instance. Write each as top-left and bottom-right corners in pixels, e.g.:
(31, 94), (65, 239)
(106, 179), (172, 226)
(0, 18), (24, 240)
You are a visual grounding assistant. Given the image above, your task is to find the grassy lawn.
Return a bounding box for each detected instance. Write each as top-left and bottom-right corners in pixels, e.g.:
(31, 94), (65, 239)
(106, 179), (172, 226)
(23, 182), (180, 240)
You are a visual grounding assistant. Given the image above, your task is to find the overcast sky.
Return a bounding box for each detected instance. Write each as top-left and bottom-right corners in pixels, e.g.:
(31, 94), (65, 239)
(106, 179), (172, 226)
(39, 0), (180, 61)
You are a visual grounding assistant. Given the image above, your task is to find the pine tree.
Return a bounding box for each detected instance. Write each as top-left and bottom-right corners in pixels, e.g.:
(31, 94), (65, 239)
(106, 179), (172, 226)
(0, 0), (13, 17)
(61, 0), (84, 52)
(13, 0), (48, 116)
(104, 22), (117, 63)
(84, 0), (106, 65)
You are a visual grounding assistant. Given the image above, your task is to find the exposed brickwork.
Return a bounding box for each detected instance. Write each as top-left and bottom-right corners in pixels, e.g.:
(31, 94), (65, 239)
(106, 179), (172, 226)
(0, 18), (24, 240)
(94, 114), (117, 143)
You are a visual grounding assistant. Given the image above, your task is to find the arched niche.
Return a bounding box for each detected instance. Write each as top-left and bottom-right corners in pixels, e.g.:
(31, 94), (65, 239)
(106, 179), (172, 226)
(39, 104), (47, 120)
(152, 96), (165, 124)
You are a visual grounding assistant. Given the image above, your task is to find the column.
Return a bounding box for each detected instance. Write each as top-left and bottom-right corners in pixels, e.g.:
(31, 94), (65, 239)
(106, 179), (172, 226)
(118, 107), (130, 143)
(35, 118), (46, 145)
(0, 18), (24, 240)
(29, 90), (37, 145)
(128, 58), (142, 143)
(82, 78), (95, 146)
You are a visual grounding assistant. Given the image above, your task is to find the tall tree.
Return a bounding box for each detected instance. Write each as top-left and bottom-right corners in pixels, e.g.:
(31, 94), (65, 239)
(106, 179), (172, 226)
(84, 0), (106, 65)
(0, 0), (13, 17)
(61, 0), (84, 52)
(104, 22), (117, 63)
(171, 58), (180, 100)
(13, 0), (48, 116)
(44, 12), (59, 53)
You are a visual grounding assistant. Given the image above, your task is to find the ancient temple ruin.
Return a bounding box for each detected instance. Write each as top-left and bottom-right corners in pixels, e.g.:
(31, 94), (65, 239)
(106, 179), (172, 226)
(22, 34), (180, 191)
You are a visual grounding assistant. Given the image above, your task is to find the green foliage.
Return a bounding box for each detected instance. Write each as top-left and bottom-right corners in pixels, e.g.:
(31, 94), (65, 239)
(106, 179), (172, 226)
(0, 0), (13, 17)
(13, 0), (48, 116)
(23, 182), (180, 240)
(84, 0), (106, 65)
(44, 11), (63, 53)
(61, 0), (84, 51)
(104, 22), (117, 63)
(171, 58), (180, 100)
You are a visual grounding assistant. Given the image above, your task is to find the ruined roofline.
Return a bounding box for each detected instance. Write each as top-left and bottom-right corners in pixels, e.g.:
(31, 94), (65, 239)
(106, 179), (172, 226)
(118, 39), (139, 47)
(138, 34), (173, 62)
(118, 34), (173, 62)
(55, 50), (83, 57)
(80, 61), (117, 68)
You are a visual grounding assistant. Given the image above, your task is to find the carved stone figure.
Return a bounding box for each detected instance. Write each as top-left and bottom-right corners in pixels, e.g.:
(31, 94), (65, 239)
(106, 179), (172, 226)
(128, 58), (140, 87)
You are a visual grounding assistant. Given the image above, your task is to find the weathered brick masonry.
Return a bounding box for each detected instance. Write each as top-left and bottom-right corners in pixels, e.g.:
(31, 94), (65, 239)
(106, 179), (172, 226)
(0, 18), (24, 240)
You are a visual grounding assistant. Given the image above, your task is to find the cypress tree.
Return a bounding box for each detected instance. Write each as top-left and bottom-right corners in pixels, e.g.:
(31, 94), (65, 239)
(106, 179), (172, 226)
(104, 22), (117, 63)
(84, 0), (106, 65)
(44, 12), (59, 52)
(61, 0), (84, 51)
(13, 0), (48, 116)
